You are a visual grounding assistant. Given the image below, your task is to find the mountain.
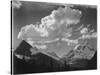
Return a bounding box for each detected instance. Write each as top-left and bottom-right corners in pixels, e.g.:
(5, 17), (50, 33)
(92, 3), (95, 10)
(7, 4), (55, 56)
(13, 41), (65, 74)
(60, 41), (97, 70)
(13, 40), (33, 57)
(12, 40), (97, 74)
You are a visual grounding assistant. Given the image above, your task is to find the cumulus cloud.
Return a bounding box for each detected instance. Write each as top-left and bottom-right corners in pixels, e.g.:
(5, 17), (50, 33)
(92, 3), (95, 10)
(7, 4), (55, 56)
(17, 24), (49, 41)
(77, 24), (97, 40)
(18, 6), (81, 41)
(17, 24), (38, 40)
(62, 38), (78, 46)
(16, 3), (97, 59)
(17, 5), (83, 58)
(64, 33), (72, 38)
(80, 27), (88, 34)
(79, 32), (97, 39)
(41, 6), (81, 29)
(12, 0), (22, 9)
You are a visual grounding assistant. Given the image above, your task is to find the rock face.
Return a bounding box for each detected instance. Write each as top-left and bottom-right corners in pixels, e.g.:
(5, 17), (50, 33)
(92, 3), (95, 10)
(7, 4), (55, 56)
(13, 40), (97, 74)
(72, 41), (96, 60)
(13, 40), (32, 57)
(61, 41), (97, 70)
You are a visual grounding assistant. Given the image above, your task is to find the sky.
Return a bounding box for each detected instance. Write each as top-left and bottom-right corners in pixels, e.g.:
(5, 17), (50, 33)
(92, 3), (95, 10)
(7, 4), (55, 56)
(12, 1), (65, 49)
(12, 0), (97, 52)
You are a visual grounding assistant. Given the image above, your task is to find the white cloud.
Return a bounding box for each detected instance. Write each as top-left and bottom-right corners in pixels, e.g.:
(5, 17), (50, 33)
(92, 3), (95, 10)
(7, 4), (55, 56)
(26, 38), (34, 46)
(17, 24), (36, 40)
(54, 7), (81, 25)
(41, 14), (56, 28)
(79, 32), (97, 39)
(15, 2), (97, 60)
(62, 38), (78, 46)
(12, 0), (22, 9)
(80, 27), (88, 34)
(18, 6), (81, 41)
(17, 24), (49, 40)
(40, 6), (82, 29)
(64, 33), (72, 38)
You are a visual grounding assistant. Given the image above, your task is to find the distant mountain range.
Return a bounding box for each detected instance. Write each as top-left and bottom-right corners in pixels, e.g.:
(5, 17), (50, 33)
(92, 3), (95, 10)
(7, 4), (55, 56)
(12, 40), (97, 74)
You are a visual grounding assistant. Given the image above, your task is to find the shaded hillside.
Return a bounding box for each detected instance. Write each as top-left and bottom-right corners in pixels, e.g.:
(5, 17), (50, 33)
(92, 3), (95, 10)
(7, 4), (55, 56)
(12, 40), (97, 74)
